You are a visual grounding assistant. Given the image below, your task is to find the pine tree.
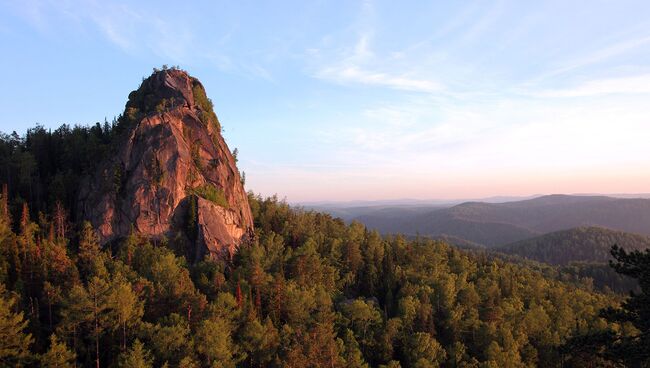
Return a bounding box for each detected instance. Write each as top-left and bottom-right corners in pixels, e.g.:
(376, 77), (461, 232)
(0, 184), (9, 224)
(236, 281), (243, 310)
(195, 317), (241, 367)
(40, 334), (76, 368)
(0, 186), (14, 284)
(53, 201), (67, 240)
(0, 285), (33, 367)
(88, 277), (110, 368)
(404, 332), (447, 368)
(107, 281), (143, 351)
(58, 277), (110, 368)
(342, 329), (369, 368)
(240, 316), (279, 367)
(118, 340), (152, 368)
(77, 222), (105, 279)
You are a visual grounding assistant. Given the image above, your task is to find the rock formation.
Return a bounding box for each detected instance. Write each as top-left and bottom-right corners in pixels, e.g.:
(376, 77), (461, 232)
(78, 68), (253, 259)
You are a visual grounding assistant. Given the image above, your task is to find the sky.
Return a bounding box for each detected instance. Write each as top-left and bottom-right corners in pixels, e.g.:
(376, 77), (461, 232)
(1, 0), (650, 202)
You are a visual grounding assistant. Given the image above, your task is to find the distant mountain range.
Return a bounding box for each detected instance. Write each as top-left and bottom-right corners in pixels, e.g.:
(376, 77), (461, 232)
(316, 194), (650, 247)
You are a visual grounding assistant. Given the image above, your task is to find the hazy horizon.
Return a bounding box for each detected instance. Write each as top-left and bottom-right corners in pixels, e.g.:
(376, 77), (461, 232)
(2, 1), (650, 202)
(294, 192), (650, 206)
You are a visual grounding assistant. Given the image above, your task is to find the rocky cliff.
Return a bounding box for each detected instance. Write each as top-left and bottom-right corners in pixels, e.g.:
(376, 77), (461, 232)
(78, 68), (253, 260)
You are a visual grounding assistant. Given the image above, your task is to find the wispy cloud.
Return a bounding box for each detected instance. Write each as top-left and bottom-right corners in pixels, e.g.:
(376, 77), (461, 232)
(535, 74), (650, 97)
(308, 0), (445, 93)
(316, 65), (443, 92)
(7, 0), (195, 61)
(317, 92), (650, 174)
(242, 64), (274, 82)
(5, 0), (49, 32)
(311, 29), (443, 93)
(532, 35), (650, 82)
(82, 2), (195, 61)
(455, 0), (504, 44)
(6, 0), (650, 201)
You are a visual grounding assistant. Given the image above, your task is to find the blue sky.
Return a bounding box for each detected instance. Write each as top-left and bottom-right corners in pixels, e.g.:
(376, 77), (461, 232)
(1, 0), (650, 201)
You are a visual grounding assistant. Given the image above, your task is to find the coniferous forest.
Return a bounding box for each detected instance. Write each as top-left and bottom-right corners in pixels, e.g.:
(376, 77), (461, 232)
(0, 121), (649, 367)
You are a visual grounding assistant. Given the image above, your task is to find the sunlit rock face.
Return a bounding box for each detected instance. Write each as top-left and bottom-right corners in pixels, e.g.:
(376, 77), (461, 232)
(78, 69), (253, 259)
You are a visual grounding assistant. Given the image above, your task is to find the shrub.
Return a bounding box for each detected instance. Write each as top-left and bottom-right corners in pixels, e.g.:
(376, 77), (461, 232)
(192, 82), (221, 132)
(191, 143), (203, 171)
(190, 184), (228, 208)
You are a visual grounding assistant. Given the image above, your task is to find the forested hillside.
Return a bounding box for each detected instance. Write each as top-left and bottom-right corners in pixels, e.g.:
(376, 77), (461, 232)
(0, 123), (118, 219)
(497, 227), (650, 265)
(0, 190), (625, 367)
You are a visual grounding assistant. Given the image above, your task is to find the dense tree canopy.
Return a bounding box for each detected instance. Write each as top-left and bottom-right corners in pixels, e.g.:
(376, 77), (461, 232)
(0, 186), (627, 367)
(0, 123), (118, 219)
(497, 227), (650, 265)
(564, 245), (650, 367)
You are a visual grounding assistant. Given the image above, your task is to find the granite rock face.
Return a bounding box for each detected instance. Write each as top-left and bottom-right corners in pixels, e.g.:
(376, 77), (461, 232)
(78, 69), (253, 259)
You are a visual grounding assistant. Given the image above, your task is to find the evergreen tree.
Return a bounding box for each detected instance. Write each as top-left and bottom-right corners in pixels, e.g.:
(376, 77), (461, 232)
(146, 314), (194, 366)
(40, 334), (76, 368)
(118, 340), (152, 368)
(77, 222), (105, 279)
(0, 285), (33, 367)
(107, 280), (143, 351)
(404, 332), (446, 368)
(568, 245), (650, 366)
(195, 317), (241, 367)
(342, 329), (370, 368)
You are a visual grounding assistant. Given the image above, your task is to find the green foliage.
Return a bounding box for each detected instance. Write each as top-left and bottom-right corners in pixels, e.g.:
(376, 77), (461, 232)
(0, 191), (623, 367)
(145, 314), (193, 366)
(189, 184), (229, 208)
(125, 106), (141, 124)
(0, 285), (33, 366)
(0, 123), (117, 217)
(498, 226), (650, 265)
(191, 82), (221, 132)
(404, 332), (446, 368)
(118, 340), (153, 368)
(558, 262), (638, 294)
(567, 245), (650, 366)
(186, 195), (198, 242)
(107, 280), (144, 350)
(113, 163), (124, 194)
(77, 221), (106, 278)
(40, 335), (76, 368)
(155, 98), (169, 114)
(195, 317), (241, 367)
(191, 143), (203, 171)
(149, 156), (164, 186)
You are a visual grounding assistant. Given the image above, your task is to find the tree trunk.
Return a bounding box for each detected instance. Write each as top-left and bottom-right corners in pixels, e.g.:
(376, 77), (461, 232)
(122, 319), (126, 351)
(73, 325), (77, 368)
(94, 294), (100, 368)
(47, 293), (52, 330)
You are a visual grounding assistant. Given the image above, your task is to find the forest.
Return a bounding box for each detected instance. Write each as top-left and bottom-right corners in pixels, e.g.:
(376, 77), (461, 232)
(497, 227), (650, 265)
(0, 101), (648, 367)
(1, 187), (649, 367)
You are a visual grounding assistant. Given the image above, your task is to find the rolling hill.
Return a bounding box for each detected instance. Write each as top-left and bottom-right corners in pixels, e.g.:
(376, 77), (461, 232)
(353, 195), (650, 247)
(496, 226), (650, 265)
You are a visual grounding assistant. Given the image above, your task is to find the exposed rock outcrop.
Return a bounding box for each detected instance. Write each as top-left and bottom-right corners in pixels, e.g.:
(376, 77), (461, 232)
(78, 68), (253, 259)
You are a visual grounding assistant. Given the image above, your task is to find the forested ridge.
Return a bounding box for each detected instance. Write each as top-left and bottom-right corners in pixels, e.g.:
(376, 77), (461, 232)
(497, 227), (650, 265)
(0, 122), (118, 220)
